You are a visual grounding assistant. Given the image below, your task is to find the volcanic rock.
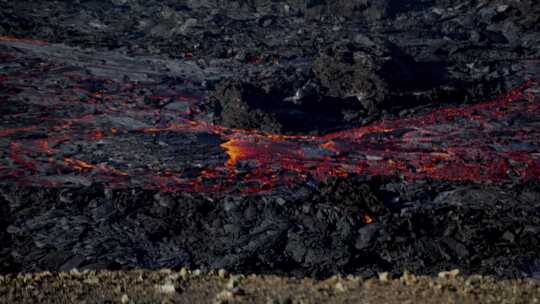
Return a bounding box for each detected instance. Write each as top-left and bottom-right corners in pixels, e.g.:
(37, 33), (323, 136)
(1, 0), (540, 285)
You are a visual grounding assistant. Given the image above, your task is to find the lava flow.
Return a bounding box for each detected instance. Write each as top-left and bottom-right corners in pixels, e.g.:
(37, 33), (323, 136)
(1, 38), (539, 193)
(220, 80), (540, 185)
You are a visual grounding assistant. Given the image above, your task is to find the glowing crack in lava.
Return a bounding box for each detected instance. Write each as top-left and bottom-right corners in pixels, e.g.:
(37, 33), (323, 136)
(219, 80), (540, 186)
(0, 38), (539, 193)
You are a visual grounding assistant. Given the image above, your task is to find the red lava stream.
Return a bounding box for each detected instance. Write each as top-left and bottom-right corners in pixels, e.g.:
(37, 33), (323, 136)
(218, 80), (540, 190)
(0, 37), (539, 193)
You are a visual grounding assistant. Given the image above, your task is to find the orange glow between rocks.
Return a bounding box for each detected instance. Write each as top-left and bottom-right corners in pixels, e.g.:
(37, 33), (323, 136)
(63, 158), (95, 171)
(362, 214), (374, 224)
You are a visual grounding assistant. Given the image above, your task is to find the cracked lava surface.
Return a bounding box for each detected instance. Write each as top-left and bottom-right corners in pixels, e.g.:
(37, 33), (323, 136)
(1, 38), (539, 193)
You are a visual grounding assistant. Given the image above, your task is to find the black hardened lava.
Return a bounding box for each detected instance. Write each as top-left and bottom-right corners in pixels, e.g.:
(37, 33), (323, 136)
(1, 179), (540, 279)
(1, 0), (540, 280)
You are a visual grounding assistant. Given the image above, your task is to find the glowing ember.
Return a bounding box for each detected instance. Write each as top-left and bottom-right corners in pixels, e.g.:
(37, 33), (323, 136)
(362, 214), (374, 225)
(221, 139), (247, 167)
(63, 158), (95, 171)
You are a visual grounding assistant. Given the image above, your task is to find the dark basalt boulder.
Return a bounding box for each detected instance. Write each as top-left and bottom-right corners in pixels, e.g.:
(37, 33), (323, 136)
(209, 75), (374, 135)
(209, 39), (448, 134)
(209, 79), (284, 133)
(312, 40), (416, 114)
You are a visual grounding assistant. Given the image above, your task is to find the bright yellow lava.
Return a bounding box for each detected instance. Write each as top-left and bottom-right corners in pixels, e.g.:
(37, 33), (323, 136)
(220, 139), (243, 167)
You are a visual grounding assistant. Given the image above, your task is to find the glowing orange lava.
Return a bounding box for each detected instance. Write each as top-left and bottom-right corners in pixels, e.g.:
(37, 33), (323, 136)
(1, 37), (538, 193)
(362, 214), (374, 224)
(63, 158), (95, 171)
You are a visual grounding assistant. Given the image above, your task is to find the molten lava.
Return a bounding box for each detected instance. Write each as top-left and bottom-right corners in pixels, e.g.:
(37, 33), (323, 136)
(1, 38), (539, 193)
(218, 80), (540, 189)
(362, 214), (374, 225)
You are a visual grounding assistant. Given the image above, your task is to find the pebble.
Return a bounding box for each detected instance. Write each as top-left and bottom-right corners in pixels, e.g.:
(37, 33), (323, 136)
(218, 269), (228, 279)
(215, 287), (246, 304)
(179, 267), (189, 279)
(167, 273), (180, 281)
(156, 282), (176, 294)
(121, 294), (130, 304)
(496, 5), (509, 13)
(159, 269), (172, 275)
(69, 268), (83, 278)
(283, 5), (290, 15)
(378, 272), (390, 283)
(83, 277), (100, 285)
(334, 282), (347, 293)
(438, 269), (460, 279)
(432, 8), (444, 15)
(262, 19), (273, 27)
(502, 231), (515, 243)
(226, 276), (239, 289)
(33, 271), (53, 281)
(401, 271), (417, 284)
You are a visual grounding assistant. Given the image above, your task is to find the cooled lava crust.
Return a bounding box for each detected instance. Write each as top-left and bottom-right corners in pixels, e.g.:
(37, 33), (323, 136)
(0, 0), (539, 279)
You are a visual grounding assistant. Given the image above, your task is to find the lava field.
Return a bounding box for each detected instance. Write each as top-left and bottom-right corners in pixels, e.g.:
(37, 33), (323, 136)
(1, 0), (539, 280)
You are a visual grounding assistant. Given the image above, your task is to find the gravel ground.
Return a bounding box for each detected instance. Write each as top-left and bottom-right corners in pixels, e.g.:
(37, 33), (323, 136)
(1, 269), (539, 304)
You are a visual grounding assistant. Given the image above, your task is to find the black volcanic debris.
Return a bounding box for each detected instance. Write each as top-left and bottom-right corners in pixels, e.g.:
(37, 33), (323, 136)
(209, 80), (284, 133)
(0, 194), (16, 273)
(1, 0), (540, 281)
(1, 1), (538, 61)
(209, 35), (532, 134)
(208, 68), (375, 134)
(1, 180), (539, 279)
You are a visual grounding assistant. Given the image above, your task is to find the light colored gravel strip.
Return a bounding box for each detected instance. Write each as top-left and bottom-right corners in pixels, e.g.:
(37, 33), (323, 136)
(0, 269), (539, 304)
